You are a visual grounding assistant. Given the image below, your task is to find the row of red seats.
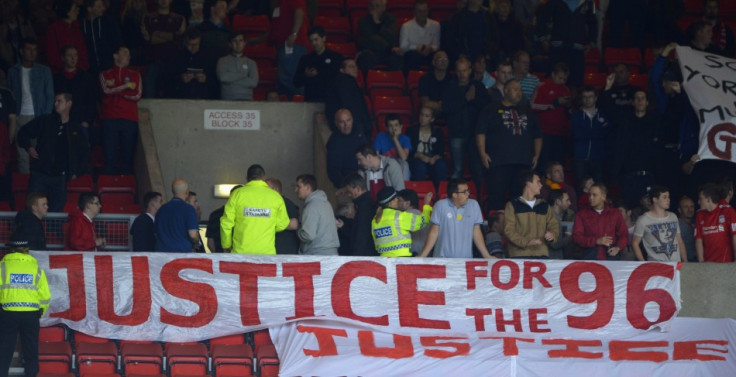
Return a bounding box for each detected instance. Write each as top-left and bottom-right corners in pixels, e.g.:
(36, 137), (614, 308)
(38, 326), (279, 377)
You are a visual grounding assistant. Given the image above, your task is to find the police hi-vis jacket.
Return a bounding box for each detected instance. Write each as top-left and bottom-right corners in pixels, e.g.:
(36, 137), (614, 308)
(220, 180), (290, 254)
(372, 205), (432, 257)
(0, 252), (51, 314)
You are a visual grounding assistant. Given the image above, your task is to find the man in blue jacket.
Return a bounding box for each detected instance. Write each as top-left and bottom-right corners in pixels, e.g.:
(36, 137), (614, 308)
(571, 85), (610, 183)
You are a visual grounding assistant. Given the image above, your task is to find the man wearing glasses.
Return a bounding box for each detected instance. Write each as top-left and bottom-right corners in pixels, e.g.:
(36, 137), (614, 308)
(67, 192), (106, 251)
(418, 178), (495, 259)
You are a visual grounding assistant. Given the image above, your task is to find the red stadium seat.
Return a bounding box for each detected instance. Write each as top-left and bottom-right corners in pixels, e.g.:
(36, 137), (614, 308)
(629, 73), (649, 90)
(166, 342), (209, 376)
(37, 373), (75, 377)
(100, 192), (136, 206)
(40, 326), (67, 342)
(39, 341), (73, 374)
(258, 66), (278, 88)
(210, 335), (253, 377)
(97, 174), (136, 194)
(405, 181), (437, 207)
(121, 341), (163, 376)
(372, 95), (413, 132)
(604, 47), (642, 72)
(244, 44), (277, 67)
(232, 15), (270, 39)
(255, 344), (279, 377)
(67, 174), (94, 192)
(326, 42), (357, 59)
(315, 16), (351, 42)
(13, 191), (26, 212)
(346, 0), (370, 19)
(11, 172), (29, 193)
(74, 332), (118, 376)
(366, 70), (406, 98)
(316, 0), (344, 16)
(584, 48), (602, 72)
(406, 70), (426, 93)
(583, 72), (607, 91)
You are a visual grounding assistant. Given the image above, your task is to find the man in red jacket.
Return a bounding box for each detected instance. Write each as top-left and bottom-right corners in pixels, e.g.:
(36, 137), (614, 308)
(572, 183), (628, 260)
(99, 46), (142, 175)
(67, 192), (105, 251)
(531, 62), (572, 174)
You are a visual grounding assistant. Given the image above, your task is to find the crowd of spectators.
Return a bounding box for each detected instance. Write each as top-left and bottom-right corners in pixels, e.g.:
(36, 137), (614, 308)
(0, 0), (735, 263)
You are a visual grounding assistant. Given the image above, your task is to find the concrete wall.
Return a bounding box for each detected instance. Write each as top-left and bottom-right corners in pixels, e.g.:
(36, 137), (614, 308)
(139, 99), (324, 218)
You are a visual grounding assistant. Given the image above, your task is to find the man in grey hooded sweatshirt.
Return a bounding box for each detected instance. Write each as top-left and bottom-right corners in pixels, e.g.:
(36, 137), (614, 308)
(295, 174), (340, 255)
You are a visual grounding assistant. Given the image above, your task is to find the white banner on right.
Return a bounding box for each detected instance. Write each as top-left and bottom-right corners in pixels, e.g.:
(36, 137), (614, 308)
(677, 46), (736, 162)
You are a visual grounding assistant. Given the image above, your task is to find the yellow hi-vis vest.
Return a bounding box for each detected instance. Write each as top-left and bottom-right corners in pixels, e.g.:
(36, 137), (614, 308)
(372, 205), (432, 257)
(0, 252), (51, 314)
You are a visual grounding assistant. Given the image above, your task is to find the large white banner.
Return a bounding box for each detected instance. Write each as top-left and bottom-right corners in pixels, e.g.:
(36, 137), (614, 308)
(33, 252), (681, 342)
(270, 317), (736, 376)
(677, 46), (736, 162)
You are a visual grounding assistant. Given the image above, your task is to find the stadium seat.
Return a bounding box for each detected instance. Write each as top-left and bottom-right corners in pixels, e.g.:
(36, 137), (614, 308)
(629, 73), (648, 90)
(258, 66), (278, 89)
(407, 70), (426, 93)
(243, 44), (277, 67)
(373, 96), (413, 135)
(100, 192), (136, 206)
(12, 172), (29, 210)
(232, 15), (270, 39)
(316, 0), (344, 16)
(74, 332), (118, 376)
(38, 341), (73, 374)
(97, 175), (136, 194)
(604, 47), (642, 72)
(37, 374), (75, 377)
(584, 48), (602, 72)
(326, 42), (358, 59)
(405, 181), (437, 207)
(210, 335), (253, 377)
(67, 175), (94, 192)
(166, 342), (209, 376)
(346, 0), (370, 19)
(251, 330), (273, 351)
(121, 341), (163, 376)
(92, 145), (105, 171)
(40, 326), (67, 342)
(366, 70), (406, 98)
(583, 72), (607, 91)
(255, 344), (279, 377)
(315, 16), (351, 42)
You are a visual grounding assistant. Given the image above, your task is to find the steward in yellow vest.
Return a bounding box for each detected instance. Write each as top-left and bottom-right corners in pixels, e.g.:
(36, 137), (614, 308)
(372, 187), (431, 257)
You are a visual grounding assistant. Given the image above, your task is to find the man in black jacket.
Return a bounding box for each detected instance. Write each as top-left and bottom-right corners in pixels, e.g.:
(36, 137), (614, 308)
(130, 191), (163, 251)
(342, 173), (377, 256)
(325, 59), (372, 136)
(53, 45), (98, 137)
(16, 93), (91, 212)
(10, 192), (48, 250)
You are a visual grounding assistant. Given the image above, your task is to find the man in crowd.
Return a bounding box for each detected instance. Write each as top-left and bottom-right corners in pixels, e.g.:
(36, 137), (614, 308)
(295, 174), (339, 255)
(155, 179), (199, 252)
(199, 0), (232, 64)
(293, 25), (343, 102)
(356, 143), (406, 199)
(170, 29), (211, 99)
(488, 60), (514, 105)
(100, 46), (142, 175)
(572, 183), (628, 260)
(326, 109), (366, 188)
(445, 0), (492, 63)
(53, 45), (98, 137)
(217, 31), (258, 100)
(571, 86), (609, 183)
(141, 0), (186, 97)
(485, 211), (507, 258)
(356, 0), (400, 72)
(695, 183), (736, 263)
(548, 189), (573, 259)
(398, 0), (440, 73)
(700, 0), (734, 57)
(678, 195), (697, 262)
(504, 171), (559, 258)
(10, 192), (48, 251)
(130, 191), (163, 251)
(476, 79), (542, 211)
(221, 164), (290, 254)
(540, 161), (577, 212)
(419, 178), (494, 259)
(632, 186), (687, 262)
(531, 62), (572, 171)
(418, 50), (449, 114)
(600, 64), (640, 117)
(17, 93), (91, 212)
(266, 179), (299, 254)
(205, 185), (243, 254)
(397, 189), (433, 256)
(341, 172), (377, 257)
(67, 192), (105, 251)
(8, 38), (54, 174)
(511, 50), (539, 101)
(0, 239), (51, 377)
(325, 59), (372, 136)
(372, 187), (430, 257)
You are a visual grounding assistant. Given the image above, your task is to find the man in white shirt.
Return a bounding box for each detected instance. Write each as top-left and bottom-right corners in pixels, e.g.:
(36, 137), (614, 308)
(397, 0), (440, 73)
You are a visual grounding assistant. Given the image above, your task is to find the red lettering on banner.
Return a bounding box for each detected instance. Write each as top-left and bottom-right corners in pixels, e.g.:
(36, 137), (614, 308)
(523, 261), (552, 289)
(282, 262), (320, 321)
(49, 254), (87, 321)
(466, 308), (493, 331)
(542, 339), (604, 359)
(673, 340), (729, 361)
(397, 264), (450, 329)
(331, 261), (388, 326)
(297, 325), (348, 357)
(626, 263), (677, 330)
(160, 259), (217, 327)
(528, 308), (551, 333)
(95, 255), (151, 326)
(465, 261), (488, 290)
(420, 336), (470, 358)
(560, 262), (614, 329)
(358, 331), (414, 359)
(220, 261), (277, 326)
(495, 309), (523, 332)
(491, 260), (519, 290)
(609, 340), (669, 362)
(480, 337), (535, 356)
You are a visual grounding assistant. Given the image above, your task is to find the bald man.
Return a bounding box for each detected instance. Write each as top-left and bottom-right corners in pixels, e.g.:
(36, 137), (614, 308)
(155, 178), (200, 252)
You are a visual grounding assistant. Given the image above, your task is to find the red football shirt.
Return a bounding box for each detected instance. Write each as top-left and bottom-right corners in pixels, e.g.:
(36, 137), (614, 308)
(694, 201), (736, 262)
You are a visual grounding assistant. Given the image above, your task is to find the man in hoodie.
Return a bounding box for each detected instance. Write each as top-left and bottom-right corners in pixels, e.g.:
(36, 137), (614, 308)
(81, 0), (122, 73)
(572, 182), (629, 260)
(10, 192), (48, 251)
(295, 174), (339, 255)
(67, 192), (105, 251)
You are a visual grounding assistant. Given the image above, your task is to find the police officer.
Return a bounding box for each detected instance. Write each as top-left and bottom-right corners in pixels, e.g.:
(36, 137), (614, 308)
(220, 164), (291, 254)
(372, 187), (431, 257)
(0, 239), (51, 377)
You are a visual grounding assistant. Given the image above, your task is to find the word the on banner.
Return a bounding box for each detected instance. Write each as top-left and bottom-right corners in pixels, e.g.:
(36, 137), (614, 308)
(270, 318), (736, 376)
(34, 252), (681, 342)
(203, 109), (260, 130)
(676, 46), (736, 162)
